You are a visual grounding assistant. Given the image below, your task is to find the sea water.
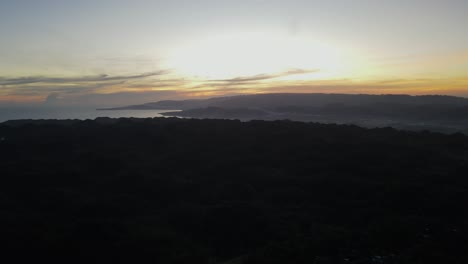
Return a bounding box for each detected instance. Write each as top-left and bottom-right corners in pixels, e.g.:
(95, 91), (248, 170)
(0, 107), (176, 123)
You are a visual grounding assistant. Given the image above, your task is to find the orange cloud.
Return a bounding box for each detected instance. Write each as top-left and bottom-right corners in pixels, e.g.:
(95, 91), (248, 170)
(1, 71), (468, 105)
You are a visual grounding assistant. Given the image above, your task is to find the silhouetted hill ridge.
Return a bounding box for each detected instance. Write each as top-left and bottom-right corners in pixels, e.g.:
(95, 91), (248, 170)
(103, 93), (468, 110)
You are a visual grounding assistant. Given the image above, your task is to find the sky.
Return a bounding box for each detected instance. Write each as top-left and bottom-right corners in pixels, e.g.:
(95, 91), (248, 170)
(1, 0), (468, 106)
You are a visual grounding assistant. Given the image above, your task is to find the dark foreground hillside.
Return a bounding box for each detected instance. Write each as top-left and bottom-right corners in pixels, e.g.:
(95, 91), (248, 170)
(1, 117), (468, 263)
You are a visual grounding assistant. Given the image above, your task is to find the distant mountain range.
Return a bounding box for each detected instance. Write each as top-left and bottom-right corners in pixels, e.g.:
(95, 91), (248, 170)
(101, 93), (468, 110)
(100, 93), (468, 133)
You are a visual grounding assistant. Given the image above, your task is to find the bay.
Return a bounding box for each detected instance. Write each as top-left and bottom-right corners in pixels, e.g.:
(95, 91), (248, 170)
(0, 107), (177, 123)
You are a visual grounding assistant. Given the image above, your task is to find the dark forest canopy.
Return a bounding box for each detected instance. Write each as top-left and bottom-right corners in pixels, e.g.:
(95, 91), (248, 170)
(1, 117), (468, 263)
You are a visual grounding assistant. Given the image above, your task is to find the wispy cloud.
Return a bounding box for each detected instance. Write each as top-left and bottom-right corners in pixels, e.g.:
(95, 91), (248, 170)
(6, 82), (123, 96)
(208, 69), (319, 84)
(0, 71), (168, 86)
(0, 70), (186, 105)
(180, 76), (468, 98)
(2, 69), (468, 106)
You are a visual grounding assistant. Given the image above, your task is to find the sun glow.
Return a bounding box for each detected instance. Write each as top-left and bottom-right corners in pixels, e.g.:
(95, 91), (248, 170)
(166, 33), (352, 80)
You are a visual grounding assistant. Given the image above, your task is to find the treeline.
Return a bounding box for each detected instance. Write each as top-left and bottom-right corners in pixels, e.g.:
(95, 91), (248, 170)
(1, 117), (468, 263)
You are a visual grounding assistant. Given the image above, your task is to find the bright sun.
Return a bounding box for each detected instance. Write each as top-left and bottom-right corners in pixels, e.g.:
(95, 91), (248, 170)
(166, 32), (351, 80)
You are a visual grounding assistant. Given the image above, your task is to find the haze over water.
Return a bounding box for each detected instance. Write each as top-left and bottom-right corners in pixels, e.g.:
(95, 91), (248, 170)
(0, 108), (171, 123)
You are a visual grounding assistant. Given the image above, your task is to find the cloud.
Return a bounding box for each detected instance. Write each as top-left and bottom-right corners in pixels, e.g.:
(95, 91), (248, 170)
(0, 71), (168, 86)
(212, 74), (280, 83)
(116, 79), (188, 90)
(191, 69), (320, 91)
(2, 68), (468, 106)
(375, 79), (435, 85)
(208, 69), (319, 84)
(178, 76), (468, 98)
(0, 70), (185, 104)
(45, 93), (60, 104)
(2, 82), (124, 97)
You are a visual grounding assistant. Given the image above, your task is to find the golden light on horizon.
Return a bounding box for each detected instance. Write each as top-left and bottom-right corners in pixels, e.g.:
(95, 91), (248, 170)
(165, 33), (354, 81)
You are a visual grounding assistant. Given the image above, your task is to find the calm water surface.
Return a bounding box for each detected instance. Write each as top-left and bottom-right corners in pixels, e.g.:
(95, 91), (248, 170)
(0, 107), (177, 123)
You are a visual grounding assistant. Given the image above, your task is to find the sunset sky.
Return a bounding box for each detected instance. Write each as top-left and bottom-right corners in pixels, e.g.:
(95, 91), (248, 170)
(1, 0), (468, 106)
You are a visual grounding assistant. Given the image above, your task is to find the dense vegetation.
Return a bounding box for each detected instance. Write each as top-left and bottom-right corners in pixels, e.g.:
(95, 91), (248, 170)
(1, 117), (468, 263)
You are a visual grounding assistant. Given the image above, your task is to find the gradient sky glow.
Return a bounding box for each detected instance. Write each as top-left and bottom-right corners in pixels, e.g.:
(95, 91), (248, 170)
(1, 0), (468, 106)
